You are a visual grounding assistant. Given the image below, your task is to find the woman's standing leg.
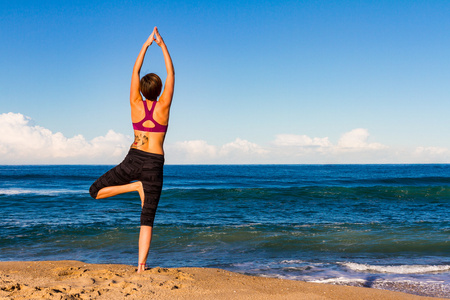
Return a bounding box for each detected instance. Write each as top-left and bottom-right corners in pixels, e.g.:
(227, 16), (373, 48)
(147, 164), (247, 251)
(138, 225), (153, 272)
(137, 154), (164, 272)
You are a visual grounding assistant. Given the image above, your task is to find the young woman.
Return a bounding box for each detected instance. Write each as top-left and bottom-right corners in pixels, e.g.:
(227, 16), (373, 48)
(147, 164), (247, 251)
(89, 27), (174, 272)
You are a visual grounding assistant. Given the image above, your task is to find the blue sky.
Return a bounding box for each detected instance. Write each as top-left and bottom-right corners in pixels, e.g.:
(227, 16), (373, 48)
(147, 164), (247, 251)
(1, 0), (449, 164)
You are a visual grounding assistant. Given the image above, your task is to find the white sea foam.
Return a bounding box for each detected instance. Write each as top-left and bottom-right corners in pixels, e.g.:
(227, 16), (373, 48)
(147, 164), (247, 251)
(230, 262), (257, 268)
(340, 262), (450, 274)
(280, 260), (307, 264)
(311, 277), (366, 284)
(310, 277), (450, 298)
(0, 188), (78, 196)
(231, 223), (263, 228)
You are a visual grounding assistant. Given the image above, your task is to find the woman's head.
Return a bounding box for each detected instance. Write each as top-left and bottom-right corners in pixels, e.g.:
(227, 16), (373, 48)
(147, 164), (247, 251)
(140, 73), (162, 100)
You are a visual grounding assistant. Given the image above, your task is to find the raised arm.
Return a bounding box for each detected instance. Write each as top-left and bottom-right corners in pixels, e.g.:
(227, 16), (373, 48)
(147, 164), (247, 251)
(154, 27), (175, 108)
(130, 30), (155, 103)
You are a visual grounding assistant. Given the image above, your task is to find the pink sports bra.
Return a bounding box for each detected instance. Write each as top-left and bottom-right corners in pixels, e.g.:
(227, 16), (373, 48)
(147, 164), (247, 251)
(132, 100), (168, 133)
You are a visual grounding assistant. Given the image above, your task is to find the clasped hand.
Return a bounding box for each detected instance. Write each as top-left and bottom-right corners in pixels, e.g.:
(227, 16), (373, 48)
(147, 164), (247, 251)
(145, 27), (164, 47)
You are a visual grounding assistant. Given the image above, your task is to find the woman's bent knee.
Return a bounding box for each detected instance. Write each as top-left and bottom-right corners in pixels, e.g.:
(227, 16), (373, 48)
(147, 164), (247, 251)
(89, 184), (99, 199)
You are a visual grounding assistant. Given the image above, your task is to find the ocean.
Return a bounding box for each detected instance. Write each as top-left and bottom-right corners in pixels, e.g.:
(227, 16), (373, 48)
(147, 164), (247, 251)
(0, 164), (449, 298)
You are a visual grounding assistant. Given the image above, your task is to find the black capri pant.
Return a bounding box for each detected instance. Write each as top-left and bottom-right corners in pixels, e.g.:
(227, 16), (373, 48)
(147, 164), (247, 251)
(89, 148), (164, 227)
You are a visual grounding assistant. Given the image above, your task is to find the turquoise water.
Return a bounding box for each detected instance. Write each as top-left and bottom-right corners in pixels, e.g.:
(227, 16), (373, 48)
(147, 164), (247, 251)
(0, 164), (449, 297)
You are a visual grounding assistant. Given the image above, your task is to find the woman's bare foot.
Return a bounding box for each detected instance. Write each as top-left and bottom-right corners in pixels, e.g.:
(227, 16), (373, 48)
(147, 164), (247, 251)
(137, 263), (146, 273)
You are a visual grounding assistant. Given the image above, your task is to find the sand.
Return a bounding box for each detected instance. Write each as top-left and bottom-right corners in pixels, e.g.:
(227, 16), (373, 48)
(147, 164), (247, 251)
(0, 260), (446, 300)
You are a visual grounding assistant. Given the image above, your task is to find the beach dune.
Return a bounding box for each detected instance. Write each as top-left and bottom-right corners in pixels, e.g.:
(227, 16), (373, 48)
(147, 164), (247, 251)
(0, 260), (445, 300)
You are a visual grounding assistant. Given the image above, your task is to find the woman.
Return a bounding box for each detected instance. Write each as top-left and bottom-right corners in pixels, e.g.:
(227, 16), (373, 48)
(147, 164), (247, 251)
(89, 27), (174, 273)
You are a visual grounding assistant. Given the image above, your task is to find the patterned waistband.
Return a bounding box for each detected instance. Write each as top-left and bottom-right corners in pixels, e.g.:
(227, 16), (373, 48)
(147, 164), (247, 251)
(127, 148), (164, 161)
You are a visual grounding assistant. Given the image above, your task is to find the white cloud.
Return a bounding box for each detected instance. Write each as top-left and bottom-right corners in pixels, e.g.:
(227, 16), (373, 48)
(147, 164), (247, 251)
(220, 138), (268, 156)
(414, 146), (449, 156)
(267, 129), (449, 163)
(336, 128), (387, 151)
(271, 128), (388, 161)
(0, 113), (130, 164)
(1, 113), (449, 164)
(412, 146), (450, 163)
(168, 140), (218, 162)
(273, 134), (331, 148)
(167, 138), (269, 164)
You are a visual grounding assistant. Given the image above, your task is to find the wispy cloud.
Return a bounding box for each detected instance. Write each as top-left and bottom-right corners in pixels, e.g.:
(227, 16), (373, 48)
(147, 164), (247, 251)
(267, 129), (391, 163)
(412, 146), (450, 163)
(167, 129), (449, 164)
(167, 138), (268, 164)
(273, 134), (331, 148)
(168, 140), (218, 162)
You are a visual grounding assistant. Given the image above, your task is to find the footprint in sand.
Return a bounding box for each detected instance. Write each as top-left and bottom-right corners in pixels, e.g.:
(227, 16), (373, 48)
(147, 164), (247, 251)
(1, 283), (22, 292)
(175, 271), (194, 281)
(55, 266), (87, 278)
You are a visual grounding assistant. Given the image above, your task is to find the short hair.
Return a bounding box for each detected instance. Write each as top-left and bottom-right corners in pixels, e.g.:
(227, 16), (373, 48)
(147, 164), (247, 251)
(140, 73), (162, 100)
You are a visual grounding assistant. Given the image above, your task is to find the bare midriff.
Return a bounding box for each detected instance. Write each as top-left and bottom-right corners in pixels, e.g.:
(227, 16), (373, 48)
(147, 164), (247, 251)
(130, 130), (166, 155)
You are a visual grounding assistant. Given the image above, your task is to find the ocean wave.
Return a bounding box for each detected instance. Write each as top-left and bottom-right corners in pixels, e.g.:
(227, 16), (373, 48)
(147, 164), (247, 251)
(311, 277), (366, 284)
(163, 185), (450, 201)
(310, 276), (450, 298)
(0, 173), (95, 180)
(0, 188), (80, 196)
(340, 262), (450, 274)
(337, 176), (450, 186)
(280, 260), (308, 264)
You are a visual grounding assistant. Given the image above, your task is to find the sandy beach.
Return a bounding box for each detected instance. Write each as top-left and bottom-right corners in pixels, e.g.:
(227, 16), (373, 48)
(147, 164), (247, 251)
(0, 260), (446, 300)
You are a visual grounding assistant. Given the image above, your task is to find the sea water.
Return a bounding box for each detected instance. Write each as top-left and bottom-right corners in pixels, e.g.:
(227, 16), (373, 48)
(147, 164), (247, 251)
(0, 164), (449, 297)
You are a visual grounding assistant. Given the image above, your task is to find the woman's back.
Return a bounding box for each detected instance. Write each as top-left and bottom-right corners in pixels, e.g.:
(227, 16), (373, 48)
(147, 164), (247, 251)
(129, 27), (174, 155)
(130, 99), (169, 154)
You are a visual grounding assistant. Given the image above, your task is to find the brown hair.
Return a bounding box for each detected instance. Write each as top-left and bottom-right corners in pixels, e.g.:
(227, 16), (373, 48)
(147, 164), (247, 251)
(140, 73), (162, 100)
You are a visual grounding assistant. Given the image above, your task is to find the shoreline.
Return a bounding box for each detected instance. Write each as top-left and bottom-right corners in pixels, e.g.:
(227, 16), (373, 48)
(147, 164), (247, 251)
(0, 260), (446, 300)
